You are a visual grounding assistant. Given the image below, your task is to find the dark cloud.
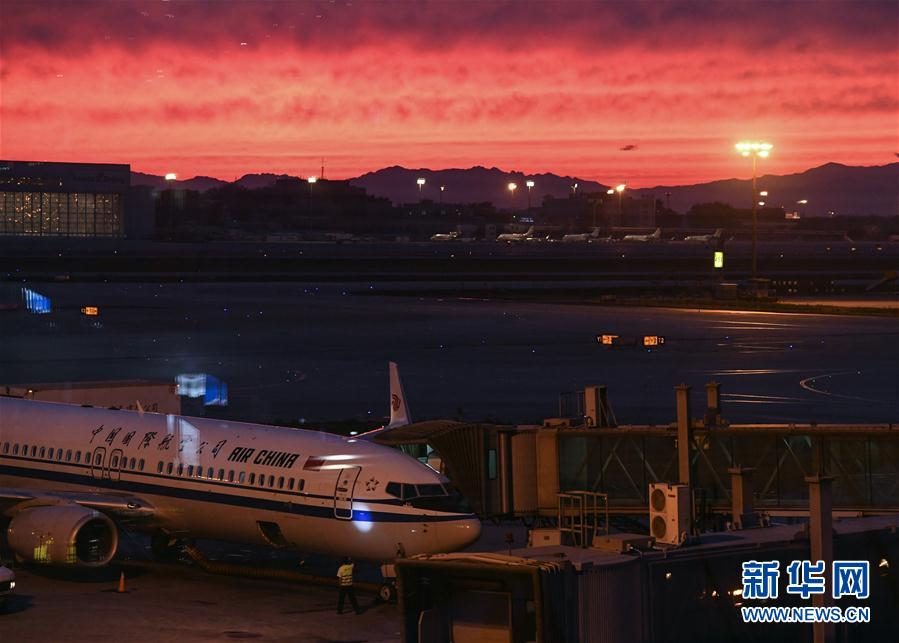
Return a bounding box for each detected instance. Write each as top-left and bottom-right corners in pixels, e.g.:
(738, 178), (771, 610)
(2, 0), (896, 57)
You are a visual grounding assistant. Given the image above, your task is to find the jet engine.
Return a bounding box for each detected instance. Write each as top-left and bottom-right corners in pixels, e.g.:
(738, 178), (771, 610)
(7, 505), (118, 566)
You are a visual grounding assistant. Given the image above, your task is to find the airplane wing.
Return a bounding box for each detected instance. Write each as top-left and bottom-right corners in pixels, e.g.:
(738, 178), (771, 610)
(0, 486), (156, 521)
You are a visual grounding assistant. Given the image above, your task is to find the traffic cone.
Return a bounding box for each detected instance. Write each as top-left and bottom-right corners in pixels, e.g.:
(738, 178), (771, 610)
(117, 571), (126, 593)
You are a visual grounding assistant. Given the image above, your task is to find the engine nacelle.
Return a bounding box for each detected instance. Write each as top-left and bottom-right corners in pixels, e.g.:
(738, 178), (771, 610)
(7, 505), (118, 567)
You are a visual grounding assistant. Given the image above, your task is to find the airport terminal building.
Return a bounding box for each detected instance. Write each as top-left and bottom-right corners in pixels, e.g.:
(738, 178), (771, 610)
(0, 160), (139, 237)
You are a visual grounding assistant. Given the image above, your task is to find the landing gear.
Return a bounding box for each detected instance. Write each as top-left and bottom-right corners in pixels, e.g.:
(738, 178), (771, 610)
(378, 581), (397, 604)
(379, 563), (398, 603)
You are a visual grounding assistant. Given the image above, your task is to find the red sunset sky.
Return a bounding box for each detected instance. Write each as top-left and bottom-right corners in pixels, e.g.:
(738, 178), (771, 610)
(1, 0), (896, 187)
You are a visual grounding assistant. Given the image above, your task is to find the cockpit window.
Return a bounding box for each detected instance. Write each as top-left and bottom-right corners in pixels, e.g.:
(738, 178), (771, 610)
(415, 483), (446, 497)
(385, 481), (452, 501)
(409, 489), (472, 514)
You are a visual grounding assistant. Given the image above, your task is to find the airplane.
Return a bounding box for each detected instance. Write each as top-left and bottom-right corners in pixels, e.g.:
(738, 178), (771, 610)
(621, 227), (662, 243)
(561, 227), (603, 243)
(683, 228), (723, 245)
(0, 364), (479, 599)
(430, 231), (460, 242)
(496, 226), (535, 242)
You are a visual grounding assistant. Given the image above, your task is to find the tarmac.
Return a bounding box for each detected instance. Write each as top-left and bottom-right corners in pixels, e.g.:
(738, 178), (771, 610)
(1, 560), (402, 642)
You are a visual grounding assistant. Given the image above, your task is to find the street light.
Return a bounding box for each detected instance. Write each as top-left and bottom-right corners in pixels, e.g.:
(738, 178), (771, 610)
(307, 176), (318, 184)
(759, 190), (768, 197)
(735, 141), (773, 279)
(525, 180), (535, 210)
(507, 182), (517, 209)
(571, 182), (578, 196)
(615, 183), (626, 221)
(165, 173), (177, 181)
(439, 185), (445, 207)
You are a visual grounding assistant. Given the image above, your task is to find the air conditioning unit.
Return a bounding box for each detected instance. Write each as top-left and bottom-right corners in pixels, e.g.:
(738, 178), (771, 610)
(649, 483), (691, 545)
(528, 528), (562, 547)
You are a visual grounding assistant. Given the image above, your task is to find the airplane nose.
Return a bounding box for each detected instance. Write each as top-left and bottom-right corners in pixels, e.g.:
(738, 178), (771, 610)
(445, 516), (481, 551)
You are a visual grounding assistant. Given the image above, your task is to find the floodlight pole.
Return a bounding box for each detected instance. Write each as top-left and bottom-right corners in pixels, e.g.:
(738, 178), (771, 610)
(751, 155), (758, 280)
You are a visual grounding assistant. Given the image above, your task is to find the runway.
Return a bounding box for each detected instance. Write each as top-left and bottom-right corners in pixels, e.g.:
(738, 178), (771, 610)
(2, 282), (896, 425)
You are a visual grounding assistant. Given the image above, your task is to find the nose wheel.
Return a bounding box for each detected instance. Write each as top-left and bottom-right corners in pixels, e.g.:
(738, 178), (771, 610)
(378, 581), (397, 603)
(378, 562), (398, 603)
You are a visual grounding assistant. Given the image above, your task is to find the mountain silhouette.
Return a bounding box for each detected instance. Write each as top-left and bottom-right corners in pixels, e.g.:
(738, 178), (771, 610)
(131, 162), (898, 216)
(350, 165), (608, 206)
(633, 162), (898, 217)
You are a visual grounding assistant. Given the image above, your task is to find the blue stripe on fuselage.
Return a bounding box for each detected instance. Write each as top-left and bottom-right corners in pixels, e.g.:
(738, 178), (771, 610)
(0, 459), (473, 524)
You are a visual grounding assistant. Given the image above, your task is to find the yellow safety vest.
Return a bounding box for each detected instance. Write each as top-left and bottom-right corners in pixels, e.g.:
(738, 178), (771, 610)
(337, 563), (354, 587)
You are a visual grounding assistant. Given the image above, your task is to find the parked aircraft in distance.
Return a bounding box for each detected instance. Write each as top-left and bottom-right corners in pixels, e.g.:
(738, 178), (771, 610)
(430, 231), (460, 242)
(0, 364), (479, 599)
(621, 228), (662, 243)
(683, 228), (724, 245)
(562, 227), (605, 243)
(496, 226), (535, 242)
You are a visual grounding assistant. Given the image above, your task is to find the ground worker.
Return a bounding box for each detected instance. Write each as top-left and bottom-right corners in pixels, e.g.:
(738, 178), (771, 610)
(336, 557), (362, 615)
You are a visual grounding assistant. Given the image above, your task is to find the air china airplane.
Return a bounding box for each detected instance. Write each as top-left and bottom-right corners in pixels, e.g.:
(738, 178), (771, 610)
(0, 364), (480, 590)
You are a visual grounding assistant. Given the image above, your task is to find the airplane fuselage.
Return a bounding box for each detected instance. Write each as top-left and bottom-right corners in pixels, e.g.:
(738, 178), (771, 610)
(0, 398), (480, 562)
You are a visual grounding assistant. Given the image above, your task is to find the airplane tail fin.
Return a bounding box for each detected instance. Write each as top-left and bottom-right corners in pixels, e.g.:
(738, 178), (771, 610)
(387, 361), (412, 428)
